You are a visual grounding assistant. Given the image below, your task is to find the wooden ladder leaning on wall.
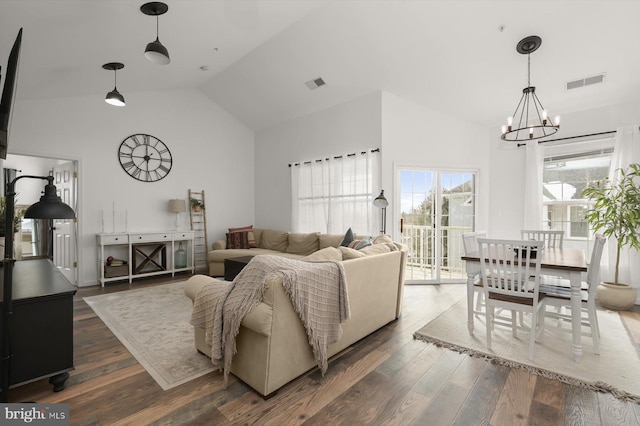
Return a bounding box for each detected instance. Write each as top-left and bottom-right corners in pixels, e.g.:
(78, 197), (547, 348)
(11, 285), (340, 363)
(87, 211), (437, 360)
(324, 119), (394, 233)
(188, 189), (208, 274)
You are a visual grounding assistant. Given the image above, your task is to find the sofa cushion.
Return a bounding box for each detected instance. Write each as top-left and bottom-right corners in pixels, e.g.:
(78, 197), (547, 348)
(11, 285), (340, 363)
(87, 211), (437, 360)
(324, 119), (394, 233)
(286, 232), (320, 255)
(339, 246), (366, 260)
(229, 225), (256, 248)
(303, 246), (342, 261)
(374, 234), (399, 251)
(319, 234), (343, 249)
(348, 237), (373, 250)
(226, 231), (249, 249)
(340, 228), (355, 247)
(260, 229), (289, 251)
(360, 243), (391, 256)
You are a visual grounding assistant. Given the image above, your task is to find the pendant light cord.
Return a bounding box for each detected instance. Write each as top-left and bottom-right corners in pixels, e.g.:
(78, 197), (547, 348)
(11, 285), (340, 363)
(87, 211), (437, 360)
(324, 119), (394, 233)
(156, 15), (160, 41)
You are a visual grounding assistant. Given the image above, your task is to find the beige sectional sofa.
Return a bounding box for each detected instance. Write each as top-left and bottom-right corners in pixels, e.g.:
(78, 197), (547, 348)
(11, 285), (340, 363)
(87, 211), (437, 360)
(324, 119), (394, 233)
(187, 231), (408, 397)
(208, 228), (367, 277)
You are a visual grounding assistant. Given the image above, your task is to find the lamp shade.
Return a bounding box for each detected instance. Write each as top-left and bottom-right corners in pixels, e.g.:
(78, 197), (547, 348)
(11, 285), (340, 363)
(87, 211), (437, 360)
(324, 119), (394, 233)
(168, 199), (186, 213)
(24, 182), (75, 219)
(105, 88), (125, 107)
(145, 39), (170, 65)
(373, 190), (389, 208)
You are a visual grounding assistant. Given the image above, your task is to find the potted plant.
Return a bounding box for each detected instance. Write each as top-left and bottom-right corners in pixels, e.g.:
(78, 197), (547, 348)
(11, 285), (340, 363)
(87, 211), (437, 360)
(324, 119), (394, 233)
(189, 198), (204, 212)
(582, 163), (640, 310)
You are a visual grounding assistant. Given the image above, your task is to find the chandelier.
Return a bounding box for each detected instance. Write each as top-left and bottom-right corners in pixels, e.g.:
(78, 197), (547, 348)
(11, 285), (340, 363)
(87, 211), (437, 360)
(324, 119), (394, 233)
(501, 36), (560, 142)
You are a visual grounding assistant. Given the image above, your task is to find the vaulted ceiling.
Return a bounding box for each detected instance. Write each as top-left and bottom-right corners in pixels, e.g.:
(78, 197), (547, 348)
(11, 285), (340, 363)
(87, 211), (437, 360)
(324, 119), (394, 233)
(2, 0), (639, 131)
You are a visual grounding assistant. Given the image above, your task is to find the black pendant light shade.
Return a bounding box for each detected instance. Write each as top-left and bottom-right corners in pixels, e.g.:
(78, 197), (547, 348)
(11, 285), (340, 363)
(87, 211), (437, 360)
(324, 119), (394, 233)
(103, 62), (125, 107)
(141, 2), (170, 65)
(24, 178), (75, 220)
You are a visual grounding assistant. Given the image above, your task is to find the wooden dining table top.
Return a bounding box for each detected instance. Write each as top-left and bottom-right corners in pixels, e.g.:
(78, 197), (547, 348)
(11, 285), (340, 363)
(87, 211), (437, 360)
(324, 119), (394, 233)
(462, 248), (588, 272)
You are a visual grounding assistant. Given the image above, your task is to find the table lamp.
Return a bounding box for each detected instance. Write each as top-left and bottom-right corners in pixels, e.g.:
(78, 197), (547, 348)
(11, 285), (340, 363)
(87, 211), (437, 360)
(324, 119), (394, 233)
(168, 199), (186, 230)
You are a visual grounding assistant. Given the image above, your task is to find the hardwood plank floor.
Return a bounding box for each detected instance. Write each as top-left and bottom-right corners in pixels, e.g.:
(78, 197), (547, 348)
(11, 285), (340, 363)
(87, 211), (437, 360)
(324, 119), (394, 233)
(10, 275), (640, 425)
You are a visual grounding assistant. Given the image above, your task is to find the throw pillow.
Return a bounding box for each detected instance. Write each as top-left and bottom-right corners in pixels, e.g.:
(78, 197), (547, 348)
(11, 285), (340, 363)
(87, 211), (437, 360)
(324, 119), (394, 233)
(339, 246), (366, 260)
(340, 228), (355, 247)
(226, 231), (249, 249)
(354, 237), (373, 250)
(229, 225), (256, 248)
(303, 247), (342, 262)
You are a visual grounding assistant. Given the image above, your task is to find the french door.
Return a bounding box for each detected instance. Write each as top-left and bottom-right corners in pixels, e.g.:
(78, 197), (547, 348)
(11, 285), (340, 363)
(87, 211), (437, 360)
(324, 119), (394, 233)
(399, 168), (476, 284)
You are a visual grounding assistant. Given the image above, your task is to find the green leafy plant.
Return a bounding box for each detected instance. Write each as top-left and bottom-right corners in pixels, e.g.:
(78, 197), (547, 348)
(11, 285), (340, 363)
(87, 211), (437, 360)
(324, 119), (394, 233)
(582, 163), (640, 285)
(189, 198), (204, 210)
(0, 197), (24, 237)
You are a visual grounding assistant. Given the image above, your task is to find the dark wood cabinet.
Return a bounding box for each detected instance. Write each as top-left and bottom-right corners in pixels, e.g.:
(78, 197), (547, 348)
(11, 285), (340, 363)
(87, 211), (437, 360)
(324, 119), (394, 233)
(0, 259), (76, 391)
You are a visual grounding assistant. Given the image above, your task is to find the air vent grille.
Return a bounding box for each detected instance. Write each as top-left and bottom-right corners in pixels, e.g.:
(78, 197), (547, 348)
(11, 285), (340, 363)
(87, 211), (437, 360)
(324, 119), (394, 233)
(305, 77), (326, 90)
(566, 73), (605, 90)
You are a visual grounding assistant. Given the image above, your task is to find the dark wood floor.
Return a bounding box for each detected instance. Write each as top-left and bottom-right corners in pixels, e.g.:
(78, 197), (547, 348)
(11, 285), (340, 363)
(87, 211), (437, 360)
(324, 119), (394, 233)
(10, 274), (640, 425)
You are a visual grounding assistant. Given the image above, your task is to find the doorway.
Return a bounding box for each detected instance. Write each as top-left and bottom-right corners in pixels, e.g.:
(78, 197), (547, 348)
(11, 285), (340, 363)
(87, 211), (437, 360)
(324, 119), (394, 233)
(399, 168), (476, 283)
(2, 153), (79, 285)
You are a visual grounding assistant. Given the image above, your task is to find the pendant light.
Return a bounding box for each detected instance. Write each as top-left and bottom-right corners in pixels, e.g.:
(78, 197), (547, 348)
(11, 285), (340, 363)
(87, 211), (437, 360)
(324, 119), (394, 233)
(501, 36), (560, 142)
(102, 62), (125, 107)
(141, 2), (170, 65)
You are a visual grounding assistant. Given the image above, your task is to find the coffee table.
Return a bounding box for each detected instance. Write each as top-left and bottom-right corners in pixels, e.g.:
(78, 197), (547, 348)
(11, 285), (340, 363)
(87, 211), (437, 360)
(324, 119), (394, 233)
(224, 255), (254, 281)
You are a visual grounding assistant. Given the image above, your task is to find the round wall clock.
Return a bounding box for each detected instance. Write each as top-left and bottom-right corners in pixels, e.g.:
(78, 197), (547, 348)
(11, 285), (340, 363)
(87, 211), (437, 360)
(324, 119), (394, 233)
(118, 133), (172, 182)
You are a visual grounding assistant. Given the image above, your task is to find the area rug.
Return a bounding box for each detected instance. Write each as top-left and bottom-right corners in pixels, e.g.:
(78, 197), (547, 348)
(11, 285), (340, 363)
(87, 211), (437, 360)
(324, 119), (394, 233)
(84, 281), (215, 390)
(413, 298), (640, 402)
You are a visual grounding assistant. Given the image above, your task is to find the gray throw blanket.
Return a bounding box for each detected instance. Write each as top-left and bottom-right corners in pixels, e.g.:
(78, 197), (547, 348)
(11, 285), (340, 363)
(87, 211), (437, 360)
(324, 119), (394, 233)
(190, 255), (349, 384)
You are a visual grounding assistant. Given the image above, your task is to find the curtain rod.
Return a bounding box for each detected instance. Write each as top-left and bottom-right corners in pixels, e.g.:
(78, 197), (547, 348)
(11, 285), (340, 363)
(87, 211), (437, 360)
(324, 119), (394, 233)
(516, 131), (616, 148)
(288, 148), (380, 167)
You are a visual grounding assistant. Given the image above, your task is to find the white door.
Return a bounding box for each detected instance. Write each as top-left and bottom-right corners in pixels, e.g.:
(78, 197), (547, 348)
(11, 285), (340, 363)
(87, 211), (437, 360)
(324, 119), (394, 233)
(399, 168), (476, 283)
(51, 162), (78, 285)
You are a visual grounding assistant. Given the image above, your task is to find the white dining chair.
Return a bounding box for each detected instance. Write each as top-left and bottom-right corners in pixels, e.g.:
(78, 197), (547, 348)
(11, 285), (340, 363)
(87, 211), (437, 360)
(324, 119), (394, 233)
(539, 234), (606, 354)
(521, 230), (565, 249)
(462, 231), (486, 316)
(478, 238), (545, 360)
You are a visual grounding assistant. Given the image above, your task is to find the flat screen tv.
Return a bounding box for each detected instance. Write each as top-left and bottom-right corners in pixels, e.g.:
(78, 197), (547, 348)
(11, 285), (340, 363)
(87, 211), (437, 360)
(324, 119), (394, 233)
(0, 28), (23, 160)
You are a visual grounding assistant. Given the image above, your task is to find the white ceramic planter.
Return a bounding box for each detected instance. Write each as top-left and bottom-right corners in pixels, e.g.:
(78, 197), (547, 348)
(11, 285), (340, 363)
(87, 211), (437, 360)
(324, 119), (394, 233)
(596, 282), (637, 311)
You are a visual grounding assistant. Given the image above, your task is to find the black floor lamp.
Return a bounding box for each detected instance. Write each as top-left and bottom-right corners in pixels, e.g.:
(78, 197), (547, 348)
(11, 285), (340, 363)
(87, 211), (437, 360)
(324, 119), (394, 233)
(373, 190), (389, 234)
(1, 175), (75, 403)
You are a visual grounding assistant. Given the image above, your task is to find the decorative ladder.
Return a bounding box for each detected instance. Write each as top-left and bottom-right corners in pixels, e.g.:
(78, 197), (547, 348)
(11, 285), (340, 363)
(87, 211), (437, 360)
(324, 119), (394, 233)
(188, 189), (208, 273)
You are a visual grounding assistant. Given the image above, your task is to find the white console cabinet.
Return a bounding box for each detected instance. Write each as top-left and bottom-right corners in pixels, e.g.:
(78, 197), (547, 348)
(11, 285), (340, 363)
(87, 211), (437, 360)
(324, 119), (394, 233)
(97, 231), (195, 286)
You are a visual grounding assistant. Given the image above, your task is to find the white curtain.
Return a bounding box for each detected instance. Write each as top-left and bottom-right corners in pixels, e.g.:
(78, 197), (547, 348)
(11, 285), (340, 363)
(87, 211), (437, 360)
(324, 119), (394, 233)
(601, 125), (640, 297)
(523, 140), (543, 229)
(291, 151), (381, 235)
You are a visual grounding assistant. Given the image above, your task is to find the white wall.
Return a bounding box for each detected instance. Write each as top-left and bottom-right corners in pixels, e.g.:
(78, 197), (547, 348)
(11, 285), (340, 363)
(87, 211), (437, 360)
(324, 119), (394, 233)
(381, 92), (490, 241)
(1, 154), (65, 203)
(10, 88), (255, 286)
(255, 92), (382, 230)
(487, 99), (640, 238)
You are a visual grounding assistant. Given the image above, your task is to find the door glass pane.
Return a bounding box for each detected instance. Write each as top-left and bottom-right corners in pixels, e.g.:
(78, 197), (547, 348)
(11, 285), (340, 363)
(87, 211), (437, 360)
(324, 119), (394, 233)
(400, 169), (475, 282)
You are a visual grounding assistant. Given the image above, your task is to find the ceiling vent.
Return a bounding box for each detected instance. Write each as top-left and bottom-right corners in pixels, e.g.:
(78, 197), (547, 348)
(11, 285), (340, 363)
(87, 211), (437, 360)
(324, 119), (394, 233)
(305, 77), (326, 91)
(566, 73), (606, 90)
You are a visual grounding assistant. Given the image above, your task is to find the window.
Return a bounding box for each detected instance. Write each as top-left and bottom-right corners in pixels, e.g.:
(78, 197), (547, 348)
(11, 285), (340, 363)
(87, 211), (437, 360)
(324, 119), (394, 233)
(291, 150), (380, 235)
(542, 142), (613, 242)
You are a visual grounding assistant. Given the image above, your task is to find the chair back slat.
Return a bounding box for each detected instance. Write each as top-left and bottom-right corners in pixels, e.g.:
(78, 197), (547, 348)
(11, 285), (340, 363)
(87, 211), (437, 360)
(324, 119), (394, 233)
(478, 238), (543, 301)
(521, 230), (565, 249)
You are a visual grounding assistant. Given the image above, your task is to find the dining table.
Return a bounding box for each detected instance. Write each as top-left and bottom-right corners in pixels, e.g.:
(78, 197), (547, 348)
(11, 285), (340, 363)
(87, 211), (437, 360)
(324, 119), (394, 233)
(462, 247), (588, 362)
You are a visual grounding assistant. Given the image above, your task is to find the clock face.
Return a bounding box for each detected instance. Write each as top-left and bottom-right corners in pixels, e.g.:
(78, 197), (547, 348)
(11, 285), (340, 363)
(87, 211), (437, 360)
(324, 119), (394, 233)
(118, 134), (172, 182)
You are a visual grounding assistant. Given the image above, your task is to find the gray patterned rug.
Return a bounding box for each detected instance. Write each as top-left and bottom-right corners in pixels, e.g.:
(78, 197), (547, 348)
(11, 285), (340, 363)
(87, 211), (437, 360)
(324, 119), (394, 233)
(84, 281), (215, 390)
(414, 298), (640, 402)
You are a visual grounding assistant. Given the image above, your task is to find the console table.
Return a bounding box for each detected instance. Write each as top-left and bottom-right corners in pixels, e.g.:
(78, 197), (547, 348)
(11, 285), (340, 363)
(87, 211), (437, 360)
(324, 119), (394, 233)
(1, 259), (77, 392)
(97, 231), (195, 286)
